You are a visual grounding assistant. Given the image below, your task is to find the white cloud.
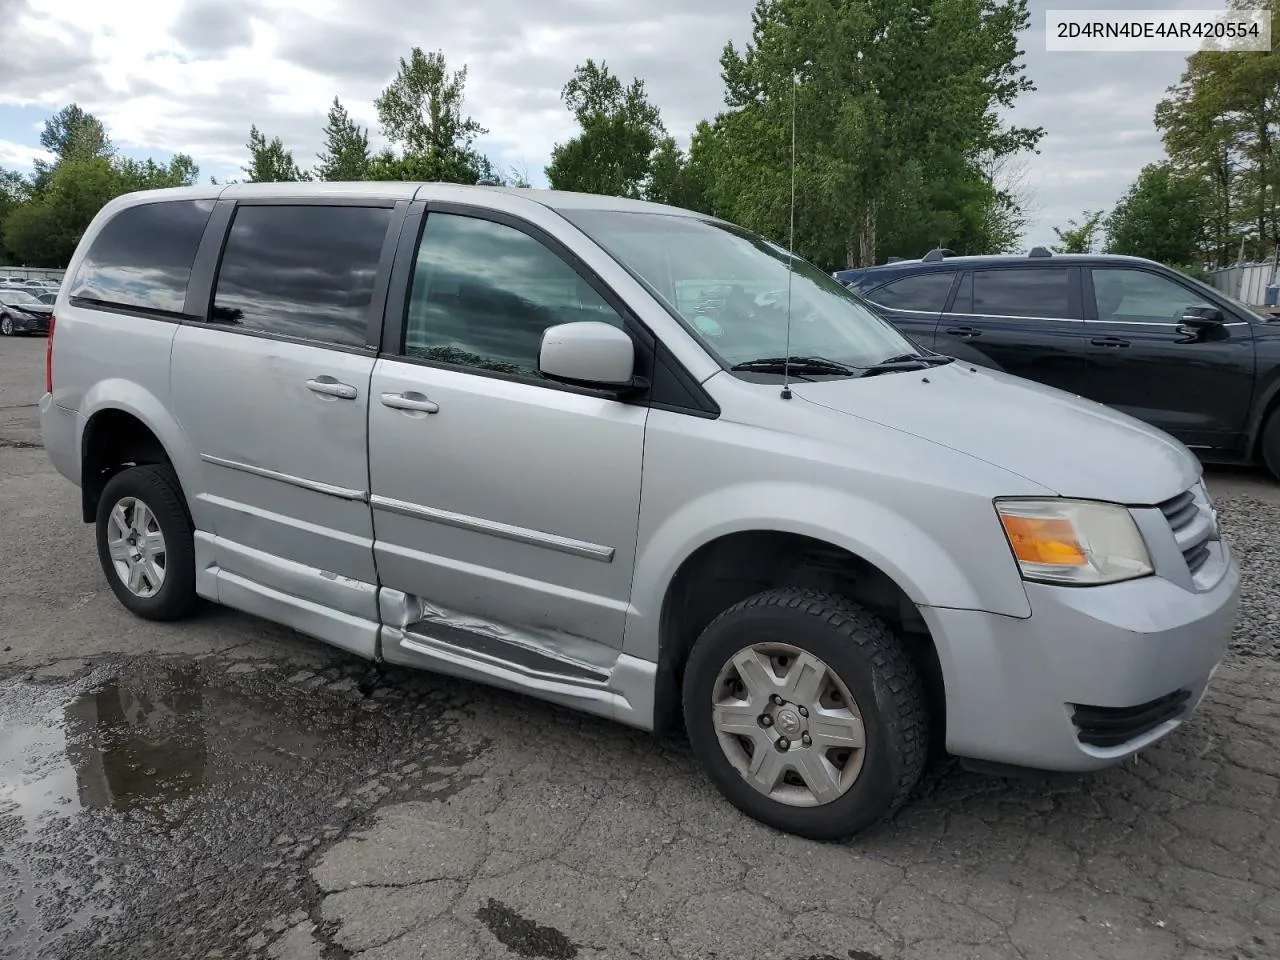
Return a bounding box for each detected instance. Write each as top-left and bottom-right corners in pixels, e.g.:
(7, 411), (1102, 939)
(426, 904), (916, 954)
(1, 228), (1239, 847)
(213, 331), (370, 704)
(0, 0), (1209, 249)
(0, 139), (54, 169)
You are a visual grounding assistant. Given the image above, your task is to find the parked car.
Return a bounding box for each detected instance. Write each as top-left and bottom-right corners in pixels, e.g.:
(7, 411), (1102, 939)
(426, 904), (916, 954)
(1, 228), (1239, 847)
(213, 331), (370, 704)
(41, 183), (1239, 839)
(835, 250), (1280, 479)
(0, 287), (54, 335)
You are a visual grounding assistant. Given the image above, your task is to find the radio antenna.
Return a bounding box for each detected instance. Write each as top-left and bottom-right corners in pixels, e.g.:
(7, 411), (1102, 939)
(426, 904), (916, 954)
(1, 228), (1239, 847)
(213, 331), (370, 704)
(781, 70), (798, 401)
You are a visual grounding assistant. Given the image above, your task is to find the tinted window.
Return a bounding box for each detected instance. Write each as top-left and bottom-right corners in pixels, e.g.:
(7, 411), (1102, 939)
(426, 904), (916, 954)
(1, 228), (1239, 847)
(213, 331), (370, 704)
(404, 213), (624, 377)
(972, 268), (1075, 319)
(1092, 268), (1197, 323)
(69, 199), (215, 313)
(866, 273), (955, 312)
(211, 205), (392, 347)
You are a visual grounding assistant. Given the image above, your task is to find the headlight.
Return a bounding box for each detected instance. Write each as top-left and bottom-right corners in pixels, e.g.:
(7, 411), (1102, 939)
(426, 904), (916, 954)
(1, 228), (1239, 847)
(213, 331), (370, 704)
(994, 498), (1153, 586)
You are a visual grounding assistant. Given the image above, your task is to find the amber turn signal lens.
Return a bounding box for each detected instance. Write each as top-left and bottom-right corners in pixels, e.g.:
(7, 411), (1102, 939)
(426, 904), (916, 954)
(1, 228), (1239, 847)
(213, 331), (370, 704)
(998, 514), (1087, 566)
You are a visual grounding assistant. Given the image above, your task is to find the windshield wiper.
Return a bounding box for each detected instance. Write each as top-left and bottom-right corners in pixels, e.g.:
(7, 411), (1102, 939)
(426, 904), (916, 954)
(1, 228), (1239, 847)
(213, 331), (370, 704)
(858, 353), (956, 377)
(730, 356), (858, 376)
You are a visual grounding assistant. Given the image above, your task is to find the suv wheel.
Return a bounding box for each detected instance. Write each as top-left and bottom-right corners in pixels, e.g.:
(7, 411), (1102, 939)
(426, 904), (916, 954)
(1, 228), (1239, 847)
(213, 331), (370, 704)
(95, 464), (198, 621)
(1262, 409), (1280, 481)
(682, 588), (929, 841)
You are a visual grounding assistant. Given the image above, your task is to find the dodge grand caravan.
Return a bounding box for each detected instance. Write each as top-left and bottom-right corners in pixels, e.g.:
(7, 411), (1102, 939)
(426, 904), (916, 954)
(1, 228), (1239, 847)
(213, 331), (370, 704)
(41, 182), (1240, 839)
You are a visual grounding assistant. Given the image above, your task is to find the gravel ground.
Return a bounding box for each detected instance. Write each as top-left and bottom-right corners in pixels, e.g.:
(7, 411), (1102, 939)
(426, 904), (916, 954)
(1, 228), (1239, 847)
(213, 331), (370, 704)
(1216, 494), (1280, 656)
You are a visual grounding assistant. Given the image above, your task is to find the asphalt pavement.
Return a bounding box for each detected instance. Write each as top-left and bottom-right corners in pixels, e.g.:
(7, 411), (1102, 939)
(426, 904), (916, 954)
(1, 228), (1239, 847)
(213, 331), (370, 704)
(3, 333), (1280, 960)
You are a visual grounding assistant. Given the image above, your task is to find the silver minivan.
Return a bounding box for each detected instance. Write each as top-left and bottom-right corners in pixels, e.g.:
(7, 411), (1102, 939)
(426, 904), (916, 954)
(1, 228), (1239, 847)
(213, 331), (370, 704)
(41, 182), (1240, 839)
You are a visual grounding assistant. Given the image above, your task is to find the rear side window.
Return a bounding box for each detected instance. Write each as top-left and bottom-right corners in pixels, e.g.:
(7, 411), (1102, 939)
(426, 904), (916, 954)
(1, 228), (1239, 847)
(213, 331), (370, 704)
(865, 273), (955, 312)
(970, 268), (1075, 319)
(210, 204), (393, 347)
(69, 199), (215, 314)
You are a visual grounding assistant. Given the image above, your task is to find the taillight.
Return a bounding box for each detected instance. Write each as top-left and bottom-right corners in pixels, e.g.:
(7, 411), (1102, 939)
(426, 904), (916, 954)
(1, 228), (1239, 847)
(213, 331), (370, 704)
(45, 313), (55, 394)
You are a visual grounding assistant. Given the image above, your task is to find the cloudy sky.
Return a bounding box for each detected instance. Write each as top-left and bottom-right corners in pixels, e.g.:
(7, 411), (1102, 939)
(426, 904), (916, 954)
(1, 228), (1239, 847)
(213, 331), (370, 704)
(0, 0), (1211, 249)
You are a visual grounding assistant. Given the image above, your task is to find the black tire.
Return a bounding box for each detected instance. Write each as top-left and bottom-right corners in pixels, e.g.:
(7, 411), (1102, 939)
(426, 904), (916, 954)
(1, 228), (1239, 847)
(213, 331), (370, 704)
(682, 588), (929, 841)
(95, 464), (199, 621)
(1262, 409), (1280, 482)
(0, 313), (13, 336)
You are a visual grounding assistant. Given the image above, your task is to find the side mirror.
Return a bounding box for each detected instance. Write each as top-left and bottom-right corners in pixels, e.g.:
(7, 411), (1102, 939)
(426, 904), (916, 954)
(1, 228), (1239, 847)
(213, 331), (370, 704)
(1179, 304), (1224, 327)
(539, 321), (639, 390)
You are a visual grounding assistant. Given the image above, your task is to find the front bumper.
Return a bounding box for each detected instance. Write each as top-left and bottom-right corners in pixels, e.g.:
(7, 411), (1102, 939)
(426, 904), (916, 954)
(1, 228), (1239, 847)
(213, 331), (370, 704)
(6, 312), (50, 333)
(924, 548), (1239, 772)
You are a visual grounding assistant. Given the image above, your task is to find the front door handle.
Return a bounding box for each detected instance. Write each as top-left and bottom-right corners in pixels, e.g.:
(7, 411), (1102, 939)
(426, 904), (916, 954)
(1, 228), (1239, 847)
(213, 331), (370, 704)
(306, 376), (358, 399)
(1090, 337), (1130, 348)
(944, 326), (981, 339)
(381, 391), (439, 414)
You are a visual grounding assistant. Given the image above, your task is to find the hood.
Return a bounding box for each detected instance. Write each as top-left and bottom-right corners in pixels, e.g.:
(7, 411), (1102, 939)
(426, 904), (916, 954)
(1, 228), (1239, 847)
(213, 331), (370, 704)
(792, 361), (1199, 504)
(5, 301), (53, 315)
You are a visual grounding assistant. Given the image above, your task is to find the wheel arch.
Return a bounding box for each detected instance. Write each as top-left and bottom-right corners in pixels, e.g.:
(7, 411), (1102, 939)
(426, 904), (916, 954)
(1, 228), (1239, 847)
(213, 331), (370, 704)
(78, 385), (198, 524)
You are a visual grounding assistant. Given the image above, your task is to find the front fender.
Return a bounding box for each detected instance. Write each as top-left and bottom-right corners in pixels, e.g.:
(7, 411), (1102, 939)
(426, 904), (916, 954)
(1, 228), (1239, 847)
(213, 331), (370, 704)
(623, 480), (1031, 663)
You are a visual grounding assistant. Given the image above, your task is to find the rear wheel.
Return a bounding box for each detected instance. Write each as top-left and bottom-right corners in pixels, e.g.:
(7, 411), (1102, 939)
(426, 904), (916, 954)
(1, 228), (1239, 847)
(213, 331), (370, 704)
(682, 588), (929, 840)
(95, 464), (198, 621)
(1262, 409), (1280, 481)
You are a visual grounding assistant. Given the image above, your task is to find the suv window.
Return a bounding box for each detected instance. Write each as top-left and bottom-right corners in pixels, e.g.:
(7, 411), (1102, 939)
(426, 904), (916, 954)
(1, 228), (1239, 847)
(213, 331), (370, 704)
(69, 199), (215, 314)
(963, 267), (1075, 319)
(1091, 268), (1197, 323)
(865, 273), (954, 312)
(404, 213), (624, 378)
(210, 204), (393, 347)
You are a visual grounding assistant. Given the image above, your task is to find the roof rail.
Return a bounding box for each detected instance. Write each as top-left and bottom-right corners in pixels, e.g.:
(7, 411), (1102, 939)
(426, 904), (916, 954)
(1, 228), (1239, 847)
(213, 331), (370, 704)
(1028, 246), (1053, 258)
(921, 247), (956, 263)
(476, 177), (502, 186)
(886, 256), (906, 264)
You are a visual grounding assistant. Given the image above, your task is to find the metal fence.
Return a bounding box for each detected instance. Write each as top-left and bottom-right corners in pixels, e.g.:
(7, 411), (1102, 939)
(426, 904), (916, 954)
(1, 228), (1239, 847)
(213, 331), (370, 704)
(1204, 261), (1276, 305)
(0, 266), (66, 284)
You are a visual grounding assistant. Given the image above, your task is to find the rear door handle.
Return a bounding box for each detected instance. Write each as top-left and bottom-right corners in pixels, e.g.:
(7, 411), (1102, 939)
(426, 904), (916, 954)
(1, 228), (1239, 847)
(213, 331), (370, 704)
(1090, 337), (1130, 348)
(944, 326), (981, 339)
(381, 391), (439, 414)
(306, 377), (358, 399)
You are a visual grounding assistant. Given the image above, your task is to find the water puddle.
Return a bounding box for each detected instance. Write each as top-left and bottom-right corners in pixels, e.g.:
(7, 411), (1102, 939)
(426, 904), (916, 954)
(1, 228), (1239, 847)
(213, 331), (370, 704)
(0, 656), (483, 959)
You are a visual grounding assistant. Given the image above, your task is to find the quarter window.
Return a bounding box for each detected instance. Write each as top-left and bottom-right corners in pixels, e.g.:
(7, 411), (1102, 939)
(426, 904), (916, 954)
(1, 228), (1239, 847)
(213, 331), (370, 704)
(210, 204), (393, 347)
(1091, 269), (1198, 323)
(866, 273), (955, 313)
(403, 213), (624, 378)
(69, 199), (215, 314)
(971, 268), (1076, 319)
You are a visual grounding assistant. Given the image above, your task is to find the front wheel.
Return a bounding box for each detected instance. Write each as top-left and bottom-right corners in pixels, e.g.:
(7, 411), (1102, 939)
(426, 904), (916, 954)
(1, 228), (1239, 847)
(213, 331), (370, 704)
(0, 314), (13, 336)
(1262, 409), (1280, 482)
(95, 464), (199, 621)
(682, 588), (929, 840)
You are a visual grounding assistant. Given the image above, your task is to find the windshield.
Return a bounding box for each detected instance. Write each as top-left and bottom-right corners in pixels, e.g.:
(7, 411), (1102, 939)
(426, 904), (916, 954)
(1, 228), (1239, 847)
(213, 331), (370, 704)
(1, 290), (40, 305)
(561, 210), (920, 371)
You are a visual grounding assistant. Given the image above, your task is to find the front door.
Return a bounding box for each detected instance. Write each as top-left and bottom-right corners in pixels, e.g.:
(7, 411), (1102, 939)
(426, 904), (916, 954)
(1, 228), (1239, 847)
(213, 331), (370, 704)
(1083, 266), (1256, 450)
(170, 201), (399, 657)
(367, 208), (648, 680)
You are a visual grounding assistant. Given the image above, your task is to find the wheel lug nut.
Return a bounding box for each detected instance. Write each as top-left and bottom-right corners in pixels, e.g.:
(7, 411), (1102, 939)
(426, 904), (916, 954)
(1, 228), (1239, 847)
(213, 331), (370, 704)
(775, 737), (790, 751)
(798, 706), (808, 718)
(770, 694), (784, 705)
(759, 715), (773, 727)
(802, 734), (812, 747)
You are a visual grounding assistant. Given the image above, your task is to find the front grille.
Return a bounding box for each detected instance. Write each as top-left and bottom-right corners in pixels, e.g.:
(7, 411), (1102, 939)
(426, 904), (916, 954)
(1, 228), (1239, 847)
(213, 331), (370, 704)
(1158, 486), (1213, 575)
(1071, 690), (1192, 747)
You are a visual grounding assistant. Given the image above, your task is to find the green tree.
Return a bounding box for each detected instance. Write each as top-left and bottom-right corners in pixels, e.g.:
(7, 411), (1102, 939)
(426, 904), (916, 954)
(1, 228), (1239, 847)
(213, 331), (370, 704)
(33, 104), (114, 189)
(314, 97), (371, 181)
(546, 59), (666, 198)
(5, 157), (123, 266)
(372, 47), (491, 184)
(243, 125), (308, 182)
(0, 168), (31, 263)
(1105, 162), (1205, 265)
(699, 0), (1042, 270)
(1052, 209), (1104, 253)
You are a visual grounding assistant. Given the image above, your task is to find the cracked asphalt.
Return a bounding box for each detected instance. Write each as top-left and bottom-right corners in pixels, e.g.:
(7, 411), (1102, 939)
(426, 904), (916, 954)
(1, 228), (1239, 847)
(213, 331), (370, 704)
(3, 335), (1280, 960)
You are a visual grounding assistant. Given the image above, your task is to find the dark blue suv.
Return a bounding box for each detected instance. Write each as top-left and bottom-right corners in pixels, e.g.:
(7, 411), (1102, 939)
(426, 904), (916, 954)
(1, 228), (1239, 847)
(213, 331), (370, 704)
(834, 249), (1280, 478)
